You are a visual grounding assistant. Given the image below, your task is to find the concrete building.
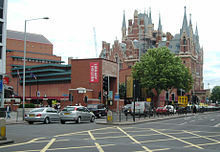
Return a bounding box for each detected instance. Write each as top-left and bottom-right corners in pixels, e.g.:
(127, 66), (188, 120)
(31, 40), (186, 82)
(0, 0), (7, 107)
(99, 7), (205, 106)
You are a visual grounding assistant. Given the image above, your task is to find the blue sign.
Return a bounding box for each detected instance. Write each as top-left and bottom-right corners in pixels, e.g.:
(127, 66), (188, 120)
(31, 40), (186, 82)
(114, 93), (120, 100)
(0, 80), (2, 93)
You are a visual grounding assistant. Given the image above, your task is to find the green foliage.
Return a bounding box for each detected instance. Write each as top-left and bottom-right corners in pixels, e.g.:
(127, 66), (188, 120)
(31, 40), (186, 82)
(210, 86), (220, 102)
(132, 47), (193, 97)
(19, 103), (35, 108)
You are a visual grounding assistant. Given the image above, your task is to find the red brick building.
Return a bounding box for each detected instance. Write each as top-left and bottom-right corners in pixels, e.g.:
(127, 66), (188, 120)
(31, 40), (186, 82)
(6, 30), (70, 108)
(5, 31), (122, 110)
(99, 7), (205, 106)
(69, 58), (123, 110)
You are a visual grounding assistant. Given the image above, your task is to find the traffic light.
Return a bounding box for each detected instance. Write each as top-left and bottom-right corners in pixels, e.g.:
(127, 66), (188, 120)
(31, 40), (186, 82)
(103, 76), (108, 91)
(69, 94), (73, 101)
(171, 94), (175, 101)
(84, 96), (88, 103)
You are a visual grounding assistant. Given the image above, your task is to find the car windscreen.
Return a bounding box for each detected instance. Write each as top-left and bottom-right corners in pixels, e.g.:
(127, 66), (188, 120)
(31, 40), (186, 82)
(62, 107), (76, 112)
(31, 108), (45, 112)
(87, 105), (98, 109)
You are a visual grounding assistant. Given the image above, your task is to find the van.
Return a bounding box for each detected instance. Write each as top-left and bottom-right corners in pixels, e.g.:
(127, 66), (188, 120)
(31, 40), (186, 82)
(130, 101), (151, 115)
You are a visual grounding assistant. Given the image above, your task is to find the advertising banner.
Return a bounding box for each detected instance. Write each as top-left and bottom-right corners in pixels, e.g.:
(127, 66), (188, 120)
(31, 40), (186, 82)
(126, 76), (133, 98)
(90, 62), (99, 83)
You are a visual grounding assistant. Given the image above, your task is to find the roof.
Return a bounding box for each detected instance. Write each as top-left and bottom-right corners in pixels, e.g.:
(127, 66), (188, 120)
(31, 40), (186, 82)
(7, 30), (52, 45)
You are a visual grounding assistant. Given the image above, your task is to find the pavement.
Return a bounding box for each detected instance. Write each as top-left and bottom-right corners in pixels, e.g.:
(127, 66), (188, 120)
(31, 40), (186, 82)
(0, 111), (24, 146)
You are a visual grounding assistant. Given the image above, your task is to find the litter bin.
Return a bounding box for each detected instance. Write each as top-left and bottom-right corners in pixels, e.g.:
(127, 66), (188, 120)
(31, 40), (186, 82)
(107, 110), (113, 123)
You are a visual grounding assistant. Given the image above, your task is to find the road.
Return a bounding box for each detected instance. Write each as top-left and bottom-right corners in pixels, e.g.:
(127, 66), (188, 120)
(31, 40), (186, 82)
(1, 112), (220, 152)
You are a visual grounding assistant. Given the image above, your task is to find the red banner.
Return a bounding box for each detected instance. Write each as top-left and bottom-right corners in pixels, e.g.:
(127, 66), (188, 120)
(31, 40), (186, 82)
(3, 77), (9, 84)
(90, 62), (99, 83)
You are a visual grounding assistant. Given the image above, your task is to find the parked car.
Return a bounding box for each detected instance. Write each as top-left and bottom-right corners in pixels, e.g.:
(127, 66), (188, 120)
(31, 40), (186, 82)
(156, 107), (164, 115)
(164, 105), (176, 114)
(122, 104), (132, 115)
(59, 106), (95, 124)
(87, 104), (107, 118)
(24, 107), (60, 124)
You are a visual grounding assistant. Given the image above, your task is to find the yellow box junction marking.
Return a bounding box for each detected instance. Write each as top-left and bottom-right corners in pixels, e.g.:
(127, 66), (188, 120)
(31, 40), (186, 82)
(88, 131), (104, 152)
(117, 127), (153, 152)
(40, 138), (56, 152)
(151, 129), (203, 149)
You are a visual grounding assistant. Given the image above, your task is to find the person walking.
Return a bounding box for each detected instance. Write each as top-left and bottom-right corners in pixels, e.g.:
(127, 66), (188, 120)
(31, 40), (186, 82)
(6, 105), (11, 119)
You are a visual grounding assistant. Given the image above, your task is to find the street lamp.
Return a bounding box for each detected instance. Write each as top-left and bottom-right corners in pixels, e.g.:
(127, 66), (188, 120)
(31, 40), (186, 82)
(22, 17), (49, 120)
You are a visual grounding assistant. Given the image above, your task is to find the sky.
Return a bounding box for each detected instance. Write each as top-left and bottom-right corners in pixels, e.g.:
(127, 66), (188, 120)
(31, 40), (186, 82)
(7, 0), (220, 90)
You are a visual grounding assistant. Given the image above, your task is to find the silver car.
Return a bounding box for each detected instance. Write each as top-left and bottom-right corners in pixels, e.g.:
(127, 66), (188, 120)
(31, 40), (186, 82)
(59, 106), (95, 124)
(25, 107), (60, 124)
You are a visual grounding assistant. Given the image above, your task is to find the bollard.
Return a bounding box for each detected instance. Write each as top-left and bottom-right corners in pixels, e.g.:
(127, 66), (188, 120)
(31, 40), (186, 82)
(107, 110), (113, 123)
(0, 119), (6, 140)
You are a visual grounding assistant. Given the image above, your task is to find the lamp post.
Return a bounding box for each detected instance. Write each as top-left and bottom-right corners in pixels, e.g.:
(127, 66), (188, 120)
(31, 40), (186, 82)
(22, 17), (49, 120)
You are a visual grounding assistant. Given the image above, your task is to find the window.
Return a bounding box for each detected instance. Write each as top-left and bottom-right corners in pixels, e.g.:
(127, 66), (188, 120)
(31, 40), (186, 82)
(0, 22), (2, 43)
(165, 92), (169, 101)
(0, 0), (3, 19)
(183, 36), (186, 45)
(0, 46), (2, 59)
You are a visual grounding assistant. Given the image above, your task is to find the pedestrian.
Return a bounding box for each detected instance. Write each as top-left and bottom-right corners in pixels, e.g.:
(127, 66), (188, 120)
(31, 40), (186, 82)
(193, 105), (197, 114)
(6, 105), (11, 119)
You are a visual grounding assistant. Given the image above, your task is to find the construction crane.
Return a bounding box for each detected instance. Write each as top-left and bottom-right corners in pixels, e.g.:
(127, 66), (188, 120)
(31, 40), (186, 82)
(93, 27), (98, 58)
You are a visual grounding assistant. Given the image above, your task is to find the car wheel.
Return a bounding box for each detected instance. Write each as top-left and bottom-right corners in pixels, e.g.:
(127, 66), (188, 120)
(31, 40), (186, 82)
(76, 117), (81, 123)
(90, 116), (95, 122)
(28, 121), (33, 124)
(44, 117), (50, 124)
(60, 120), (65, 124)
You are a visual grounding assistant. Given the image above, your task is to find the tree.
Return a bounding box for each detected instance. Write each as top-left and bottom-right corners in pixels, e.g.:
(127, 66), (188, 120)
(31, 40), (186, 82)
(132, 47), (193, 106)
(210, 86), (220, 103)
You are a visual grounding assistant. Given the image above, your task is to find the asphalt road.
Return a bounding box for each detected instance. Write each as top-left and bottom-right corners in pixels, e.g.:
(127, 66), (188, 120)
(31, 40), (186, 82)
(1, 112), (220, 152)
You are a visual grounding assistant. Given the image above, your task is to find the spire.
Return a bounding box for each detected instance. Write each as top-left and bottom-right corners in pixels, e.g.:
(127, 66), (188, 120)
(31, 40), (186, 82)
(189, 14), (192, 26)
(122, 10), (126, 29)
(148, 7), (152, 24)
(180, 6), (189, 37)
(189, 13), (194, 38)
(158, 13), (162, 32)
(122, 10), (127, 41)
(195, 23), (198, 36)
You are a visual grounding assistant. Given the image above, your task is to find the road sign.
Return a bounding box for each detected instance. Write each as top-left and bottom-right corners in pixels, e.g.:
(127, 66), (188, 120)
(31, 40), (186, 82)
(37, 91), (40, 97)
(114, 94), (120, 100)
(178, 96), (188, 106)
(0, 80), (2, 93)
(146, 98), (151, 102)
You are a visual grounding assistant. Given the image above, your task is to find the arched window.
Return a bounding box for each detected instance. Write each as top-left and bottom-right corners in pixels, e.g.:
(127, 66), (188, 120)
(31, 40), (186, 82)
(183, 36), (186, 45)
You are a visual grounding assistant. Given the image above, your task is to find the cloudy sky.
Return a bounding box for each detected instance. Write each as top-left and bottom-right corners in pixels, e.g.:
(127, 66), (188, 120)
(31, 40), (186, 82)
(7, 0), (220, 90)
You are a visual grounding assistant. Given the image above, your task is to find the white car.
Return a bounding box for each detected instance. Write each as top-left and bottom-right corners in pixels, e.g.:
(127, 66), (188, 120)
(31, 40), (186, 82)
(165, 105), (176, 114)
